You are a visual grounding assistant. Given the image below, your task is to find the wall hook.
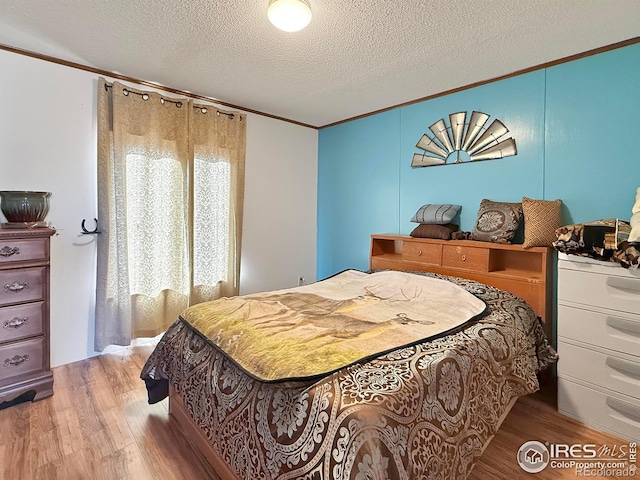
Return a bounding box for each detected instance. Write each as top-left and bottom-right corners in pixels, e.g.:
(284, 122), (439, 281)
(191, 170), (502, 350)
(81, 218), (101, 235)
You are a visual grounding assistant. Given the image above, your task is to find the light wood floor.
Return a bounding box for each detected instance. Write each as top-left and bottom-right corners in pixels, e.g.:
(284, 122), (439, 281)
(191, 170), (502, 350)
(0, 345), (632, 480)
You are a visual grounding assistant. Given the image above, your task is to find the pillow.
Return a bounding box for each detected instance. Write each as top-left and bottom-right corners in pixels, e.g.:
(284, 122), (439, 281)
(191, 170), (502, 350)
(522, 197), (563, 248)
(409, 223), (459, 240)
(470, 199), (523, 244)
(629, 187), (640, 243)
(410, 204), (461, 224)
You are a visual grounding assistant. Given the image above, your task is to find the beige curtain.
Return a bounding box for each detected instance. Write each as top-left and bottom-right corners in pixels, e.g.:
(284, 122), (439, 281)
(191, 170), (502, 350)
(95, 78), (246, 350)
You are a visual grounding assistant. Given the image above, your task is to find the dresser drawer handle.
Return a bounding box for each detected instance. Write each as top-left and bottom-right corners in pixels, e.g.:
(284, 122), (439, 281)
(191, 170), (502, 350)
(3, 316), (29, 328)
(461, 255), (466, 261)
(607, 316), (640, 336)
(606, 277), (640, 297)
(0, 246), (20, 257)
(606, 357), (640, 380)
(418, 250), (422, 256)
(3, 354), (29, 367)
(606, 396), (640, 422)
(3, 281), (29, 293)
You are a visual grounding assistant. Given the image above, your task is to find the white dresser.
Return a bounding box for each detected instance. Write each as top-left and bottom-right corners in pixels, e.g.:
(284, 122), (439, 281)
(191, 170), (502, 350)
(557, 252), (640, 441)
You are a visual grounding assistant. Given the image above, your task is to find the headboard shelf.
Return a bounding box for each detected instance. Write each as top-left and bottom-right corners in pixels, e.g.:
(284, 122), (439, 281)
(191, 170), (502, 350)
(370, 234), (555, 346)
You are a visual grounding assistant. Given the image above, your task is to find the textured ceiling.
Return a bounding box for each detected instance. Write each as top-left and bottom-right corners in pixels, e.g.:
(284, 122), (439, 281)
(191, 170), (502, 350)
(1, 0), (639, 127)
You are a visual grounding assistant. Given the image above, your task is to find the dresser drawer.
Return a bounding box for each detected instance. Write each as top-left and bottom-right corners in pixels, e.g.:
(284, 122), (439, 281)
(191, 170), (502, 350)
(558, 378), (640, 442)
(0, 267), (45, 306)
(558, 266), (640, 314)
(558, 341), (640, 400)
(558, 304), (640, 357)
(0, 336), (44, 383)
(0, 302), (45, 343)
(0, 237), (48, 265)
(442, 245), (489, 272)
(402, 241), (441, 265)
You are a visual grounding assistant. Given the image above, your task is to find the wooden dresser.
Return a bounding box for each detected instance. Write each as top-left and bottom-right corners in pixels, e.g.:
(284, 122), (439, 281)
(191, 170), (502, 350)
(370, 234), (555, 345)
(557, 253), (640, 441)
(0, 227), (55, 406)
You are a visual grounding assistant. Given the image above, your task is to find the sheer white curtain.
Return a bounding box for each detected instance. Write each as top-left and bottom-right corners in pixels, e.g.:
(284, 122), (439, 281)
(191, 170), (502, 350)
(95, 78), (246, 350)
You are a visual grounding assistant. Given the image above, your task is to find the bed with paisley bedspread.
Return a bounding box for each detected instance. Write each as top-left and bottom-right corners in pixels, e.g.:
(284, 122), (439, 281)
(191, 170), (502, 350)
(141, 269), (557, 479)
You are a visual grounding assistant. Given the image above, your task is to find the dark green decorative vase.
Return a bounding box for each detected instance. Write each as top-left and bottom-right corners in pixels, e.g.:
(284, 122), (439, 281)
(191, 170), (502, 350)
(0, 191), (51, 223)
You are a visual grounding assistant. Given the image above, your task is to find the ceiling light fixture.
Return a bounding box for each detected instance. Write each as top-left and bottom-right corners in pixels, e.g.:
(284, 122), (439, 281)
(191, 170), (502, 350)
(268, 0), (312, 32)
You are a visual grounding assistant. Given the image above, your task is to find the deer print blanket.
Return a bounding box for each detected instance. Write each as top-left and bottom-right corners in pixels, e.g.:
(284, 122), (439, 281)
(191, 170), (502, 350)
(180, 269), (487, 382)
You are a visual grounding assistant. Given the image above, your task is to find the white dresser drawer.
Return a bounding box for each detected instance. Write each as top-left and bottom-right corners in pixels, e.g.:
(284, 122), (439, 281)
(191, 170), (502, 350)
(558, 304), (640, 357)
(558, 378), (640, 441)
(558, 265), (640, 314)
(558, 341), (640, 400)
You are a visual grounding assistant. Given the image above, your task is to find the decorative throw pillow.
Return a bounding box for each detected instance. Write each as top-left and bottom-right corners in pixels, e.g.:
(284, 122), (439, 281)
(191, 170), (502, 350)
(522, 197), (563, 248)
(629, 187), (640, 243)
(410, 223), (459, 240)
(410, 204), (461, 224)
(470, 199), (523, 244)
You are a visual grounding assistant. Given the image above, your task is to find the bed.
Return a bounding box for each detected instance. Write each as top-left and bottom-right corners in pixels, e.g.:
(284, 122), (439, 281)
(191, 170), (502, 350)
(141, 268), (557, 480)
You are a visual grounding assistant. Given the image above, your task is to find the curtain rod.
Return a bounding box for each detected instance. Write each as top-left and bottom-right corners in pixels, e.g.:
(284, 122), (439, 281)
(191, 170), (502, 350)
(104, 82), (239, 120)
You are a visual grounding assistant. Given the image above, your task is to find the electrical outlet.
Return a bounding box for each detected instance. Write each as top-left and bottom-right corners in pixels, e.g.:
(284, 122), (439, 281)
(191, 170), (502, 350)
(298, 276), (306, 286)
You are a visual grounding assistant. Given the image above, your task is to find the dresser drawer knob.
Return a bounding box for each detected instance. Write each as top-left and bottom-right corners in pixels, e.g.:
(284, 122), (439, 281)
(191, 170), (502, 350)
(3, 281), (29, 293)
(418, 250), (422, 256)
(3, 354), (29, 367)
(3, 316), (29, 328)
(0, 246), (20, 257)
(461, 255), (466, 261)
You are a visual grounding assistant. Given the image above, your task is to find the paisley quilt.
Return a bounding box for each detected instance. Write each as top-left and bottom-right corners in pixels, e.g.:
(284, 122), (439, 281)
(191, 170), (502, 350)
(141, 271), (557, 480)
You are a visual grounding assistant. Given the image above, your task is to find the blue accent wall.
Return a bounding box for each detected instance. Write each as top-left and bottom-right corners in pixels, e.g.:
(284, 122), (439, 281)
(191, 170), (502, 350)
(317, 43), (640, 279)
(545, 45), (640, 223)
(318, 110), (400, 278)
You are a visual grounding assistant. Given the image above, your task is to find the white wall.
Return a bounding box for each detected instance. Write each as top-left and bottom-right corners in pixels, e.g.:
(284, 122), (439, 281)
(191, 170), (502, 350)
(242, 114), (317, 295)
(0, 49), (318, 367)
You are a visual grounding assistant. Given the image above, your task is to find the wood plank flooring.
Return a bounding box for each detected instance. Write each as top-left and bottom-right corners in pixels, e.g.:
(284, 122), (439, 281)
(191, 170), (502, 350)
(469, 385), (636, 480)
(0, 345), (633, 479)
(0, 344), (219, 480)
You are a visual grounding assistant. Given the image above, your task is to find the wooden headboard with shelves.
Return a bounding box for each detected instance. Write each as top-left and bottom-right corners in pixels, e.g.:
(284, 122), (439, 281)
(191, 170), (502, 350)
(370, 234), (555, 346)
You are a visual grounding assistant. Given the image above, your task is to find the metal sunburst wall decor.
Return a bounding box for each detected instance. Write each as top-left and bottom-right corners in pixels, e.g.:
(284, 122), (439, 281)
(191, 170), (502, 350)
(411, 111), (517, 167)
